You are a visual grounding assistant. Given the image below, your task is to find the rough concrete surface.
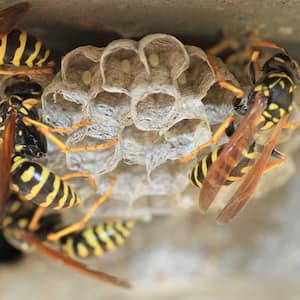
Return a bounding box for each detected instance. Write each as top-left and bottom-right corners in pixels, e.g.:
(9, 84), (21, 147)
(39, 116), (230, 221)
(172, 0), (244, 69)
(1, 1), (300, 300)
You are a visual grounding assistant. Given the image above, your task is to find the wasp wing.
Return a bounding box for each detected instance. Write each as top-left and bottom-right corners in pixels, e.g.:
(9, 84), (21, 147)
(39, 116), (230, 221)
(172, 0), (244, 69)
(0, 2), (30, 38)
(20, 231), (131, 289)
(216, 114), (288, 223)
(199, 93), (268, 212)
(0, 110), (16, 222)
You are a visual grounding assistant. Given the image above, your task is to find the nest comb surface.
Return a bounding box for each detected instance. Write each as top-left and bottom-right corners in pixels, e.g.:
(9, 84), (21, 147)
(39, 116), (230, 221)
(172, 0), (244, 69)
(42, 34), (298, 221)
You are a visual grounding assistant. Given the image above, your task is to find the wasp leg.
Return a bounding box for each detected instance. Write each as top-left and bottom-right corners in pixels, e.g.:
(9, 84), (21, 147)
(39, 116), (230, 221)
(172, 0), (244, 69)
(263, 150), (287, 173)
(47, 176), (116, 241)
(61, 172), (97, 189)
(0, 66), (54, 76)
(248, 50), (261, 84)
(283, 120), (300, 129)
(20, 231), (131, 288)
(250, 41), (288, 55)
(207, 52), (245, 99)
(28, 207), (46, 232)
(22, 117), (118, 153)
(179, 115), (234, 163)
(208, 37), (240, 56)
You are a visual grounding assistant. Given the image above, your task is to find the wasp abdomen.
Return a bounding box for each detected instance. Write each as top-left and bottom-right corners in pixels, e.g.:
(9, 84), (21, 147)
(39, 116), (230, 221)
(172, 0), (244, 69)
(10, 155), (80, 209)
(0, 29), (52, 68)
(60, 221), (135, 259)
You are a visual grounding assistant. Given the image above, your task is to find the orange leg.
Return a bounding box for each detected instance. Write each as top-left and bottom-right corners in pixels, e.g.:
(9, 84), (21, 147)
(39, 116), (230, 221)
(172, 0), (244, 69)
(0, 66), (54, 76)
(179, 115), (234, 163)
(248, 50), (261, 84)
(61, 172), (97, 190)
(47, 176), (116, 241)
(283, 120), (300, 129)
(208, 37), (240, 56)
(250, 41), (288, 55)
(207, 52), (245, 99)
(263, 151), (286, 173)
(28, 207), (46, 232)
(22, 117), (118, 153)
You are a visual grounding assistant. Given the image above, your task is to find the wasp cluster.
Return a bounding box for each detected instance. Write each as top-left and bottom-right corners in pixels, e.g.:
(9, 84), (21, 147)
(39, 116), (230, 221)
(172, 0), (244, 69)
(42, 34), (299, 220)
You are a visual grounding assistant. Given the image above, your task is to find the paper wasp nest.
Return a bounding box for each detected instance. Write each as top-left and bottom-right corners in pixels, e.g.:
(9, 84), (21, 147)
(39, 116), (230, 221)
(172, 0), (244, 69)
(42, 34), (298, 220)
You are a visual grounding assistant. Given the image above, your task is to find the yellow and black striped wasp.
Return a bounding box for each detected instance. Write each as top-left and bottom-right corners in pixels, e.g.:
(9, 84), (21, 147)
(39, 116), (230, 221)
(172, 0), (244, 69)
(181, 41), (300, 223)
(2, 193), (135, 288)
(0, 2), (55, 75)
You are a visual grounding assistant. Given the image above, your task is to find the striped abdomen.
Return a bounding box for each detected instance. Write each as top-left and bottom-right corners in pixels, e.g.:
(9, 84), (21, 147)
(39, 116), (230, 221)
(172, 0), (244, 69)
(189, 144), (257, 188)
(0, 29), (52, 68)
(10, 155), (80, 209)
(60, 221), (135, 259)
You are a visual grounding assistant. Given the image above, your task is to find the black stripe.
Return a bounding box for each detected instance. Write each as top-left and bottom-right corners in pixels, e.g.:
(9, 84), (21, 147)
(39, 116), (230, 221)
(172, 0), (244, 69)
(4, 29), (22, 65)
(94, 224), (110, 252)
(49, 177), (65, 208)
(32, 170), (55, 206)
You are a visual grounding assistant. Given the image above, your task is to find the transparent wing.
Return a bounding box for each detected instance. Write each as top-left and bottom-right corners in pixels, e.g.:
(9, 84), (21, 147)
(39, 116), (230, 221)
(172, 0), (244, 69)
(0, 110), (16, 222)
(216, 114), (288, 223)
(0, 2), (30, 38)
(199, 92), (268, 212)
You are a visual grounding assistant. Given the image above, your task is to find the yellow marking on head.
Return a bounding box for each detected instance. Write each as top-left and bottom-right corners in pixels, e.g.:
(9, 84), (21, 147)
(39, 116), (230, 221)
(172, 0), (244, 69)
(77, 242), (89, 258)
(12, 31), (27, 66)
(263, 111), (272, 119)
(273, 117), (279, 123)
(289, 86), (294, 93)
(274, 56), (286, 63)
(24, 167), (50, 201)
(25, 40), (42, 67)
(254, 84), (263, 92)
(82, 227), (104, 257)
(18, 130), (23, 136)
(44, 175), (61, 207)
(0, 36), (7, 64)
(288, 105), (293, 112)
(15, 145), (23, 152)
(18, 218), (29, 229)
(279, 80), (285, 89)
(36, 49), (50, 67)
(0, 116), (3, 123)
(95, 225), (116, 252)
(269, 103), (279, 110)
(263, 89), (270, 97)
(260, 121), (274, 130)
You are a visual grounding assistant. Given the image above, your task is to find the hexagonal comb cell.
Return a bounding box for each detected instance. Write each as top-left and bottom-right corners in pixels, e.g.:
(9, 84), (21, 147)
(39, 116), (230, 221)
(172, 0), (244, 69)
(100, 39), (149, 93)
(61, 46), (103, 91)
(132, 90), (179, 131)
(139, 34), (190, 82)
(89, 91), (132, 127)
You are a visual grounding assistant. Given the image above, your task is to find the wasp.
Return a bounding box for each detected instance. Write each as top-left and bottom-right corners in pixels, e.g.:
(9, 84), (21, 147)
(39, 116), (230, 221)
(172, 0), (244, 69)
(180, 41), (300, 223)
(2, 194), (134, 288)
(0, 2), (55, 75)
